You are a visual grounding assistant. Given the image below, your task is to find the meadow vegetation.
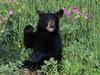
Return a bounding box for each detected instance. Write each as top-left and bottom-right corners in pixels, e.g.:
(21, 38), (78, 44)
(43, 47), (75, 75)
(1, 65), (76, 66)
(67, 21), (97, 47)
(0, 0), (100, 75)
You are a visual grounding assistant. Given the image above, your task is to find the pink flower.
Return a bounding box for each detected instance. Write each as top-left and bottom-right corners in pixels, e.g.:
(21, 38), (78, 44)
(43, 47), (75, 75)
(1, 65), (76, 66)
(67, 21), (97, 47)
(85, 12), (92, 20)
(8, 9), (14, 16)
(66, 12), (72, 17)
(63, 8), (72, 17)
(73, 7), (81, 15)
(63, 8), (68, 14)
(12, 0), (16, 3)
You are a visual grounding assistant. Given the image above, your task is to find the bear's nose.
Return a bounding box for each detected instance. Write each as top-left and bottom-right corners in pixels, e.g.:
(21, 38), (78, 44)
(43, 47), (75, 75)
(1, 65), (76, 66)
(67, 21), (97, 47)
(50, 24), (55, 28)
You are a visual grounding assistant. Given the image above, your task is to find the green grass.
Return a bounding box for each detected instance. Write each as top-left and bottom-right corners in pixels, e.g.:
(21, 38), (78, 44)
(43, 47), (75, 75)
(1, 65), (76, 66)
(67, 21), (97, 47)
(0, 0), (100, 75)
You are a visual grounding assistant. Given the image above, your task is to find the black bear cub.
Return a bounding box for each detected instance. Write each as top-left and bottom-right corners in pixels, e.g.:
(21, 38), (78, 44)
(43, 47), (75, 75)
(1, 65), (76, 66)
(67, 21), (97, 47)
(22, 9), (64, 70)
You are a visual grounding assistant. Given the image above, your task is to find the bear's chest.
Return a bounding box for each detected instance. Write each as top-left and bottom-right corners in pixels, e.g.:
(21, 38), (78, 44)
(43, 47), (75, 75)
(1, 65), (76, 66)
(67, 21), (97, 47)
(35, 32), (56, 52)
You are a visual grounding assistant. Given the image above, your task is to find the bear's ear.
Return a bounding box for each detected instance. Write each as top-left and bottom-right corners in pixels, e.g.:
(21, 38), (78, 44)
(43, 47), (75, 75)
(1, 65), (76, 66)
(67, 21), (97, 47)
(55, 9), (64, 18)
(37, 10), (45, 17)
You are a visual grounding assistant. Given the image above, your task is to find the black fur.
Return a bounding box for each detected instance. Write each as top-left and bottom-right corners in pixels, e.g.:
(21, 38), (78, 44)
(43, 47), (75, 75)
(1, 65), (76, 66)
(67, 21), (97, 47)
(22, 9), (64, 70)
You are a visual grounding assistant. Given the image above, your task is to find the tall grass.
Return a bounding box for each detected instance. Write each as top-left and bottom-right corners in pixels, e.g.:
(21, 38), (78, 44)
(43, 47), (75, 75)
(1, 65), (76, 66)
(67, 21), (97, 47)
(0, 0), (100, 75)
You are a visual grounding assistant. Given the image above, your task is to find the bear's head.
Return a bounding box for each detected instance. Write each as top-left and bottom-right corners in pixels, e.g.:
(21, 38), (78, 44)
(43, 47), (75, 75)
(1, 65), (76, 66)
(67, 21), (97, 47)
(37, 9), (64, 32)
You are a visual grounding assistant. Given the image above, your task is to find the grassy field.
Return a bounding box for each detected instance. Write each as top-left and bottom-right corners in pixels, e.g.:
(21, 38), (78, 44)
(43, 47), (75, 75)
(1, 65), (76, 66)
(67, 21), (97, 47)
(0, 0), (100, 75)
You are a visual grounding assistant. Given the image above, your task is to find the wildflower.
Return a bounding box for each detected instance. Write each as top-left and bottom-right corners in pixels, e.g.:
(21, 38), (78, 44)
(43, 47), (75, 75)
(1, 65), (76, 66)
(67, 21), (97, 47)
(8, 9), (14, 16)
(73, 7), (81, 15)
(63, 8), (68, 14)
(63, 8), (72, 17)
(85, 12), (92, 20)
(12, 0), (16, 3)
(66, 12), (72, 17)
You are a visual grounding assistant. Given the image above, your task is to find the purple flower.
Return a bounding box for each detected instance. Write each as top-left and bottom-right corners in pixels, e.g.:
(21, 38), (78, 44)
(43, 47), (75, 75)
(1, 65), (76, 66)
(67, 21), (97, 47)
(8, 9), (14, 16)
(73, 7), (81, 15)
(63, 8), (68, 14)
(63, 8), (72, 17)
(66, 12), (72, 17)
(85, 12), (92, 20)
(12, 0), (16, 3)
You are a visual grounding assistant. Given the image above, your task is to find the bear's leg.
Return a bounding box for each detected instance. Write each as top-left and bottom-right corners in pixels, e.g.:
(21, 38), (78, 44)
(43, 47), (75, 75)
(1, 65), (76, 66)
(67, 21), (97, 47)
(30, 51), (50, 69)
